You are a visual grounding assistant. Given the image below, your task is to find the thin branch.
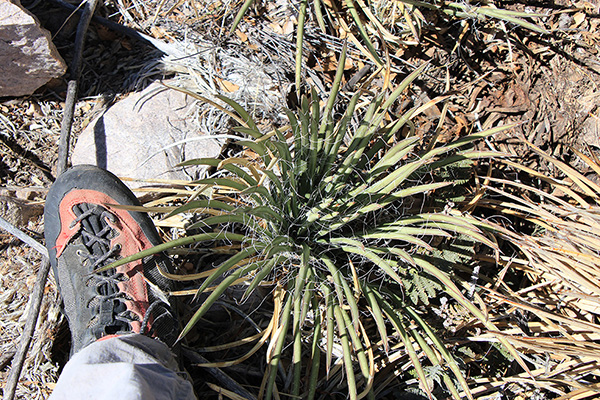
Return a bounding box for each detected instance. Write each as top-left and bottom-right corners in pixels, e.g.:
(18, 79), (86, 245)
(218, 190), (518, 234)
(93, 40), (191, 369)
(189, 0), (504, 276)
(0, 216), (48, 258)
(0, 350), (16, 371)
(57, 0), (99, 174)
(56, 80), (77, 174)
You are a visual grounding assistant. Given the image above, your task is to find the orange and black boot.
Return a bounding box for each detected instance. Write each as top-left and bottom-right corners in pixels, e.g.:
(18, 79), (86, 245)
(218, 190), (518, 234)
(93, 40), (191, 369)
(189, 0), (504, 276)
(44, 165), (178, 355)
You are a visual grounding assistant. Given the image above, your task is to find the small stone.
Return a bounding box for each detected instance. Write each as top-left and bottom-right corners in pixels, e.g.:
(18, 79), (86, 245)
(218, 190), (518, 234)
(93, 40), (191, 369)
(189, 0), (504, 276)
(71, 82), (223, 187)
(14, 188), (41, 200)
(0, 0), (67, 97)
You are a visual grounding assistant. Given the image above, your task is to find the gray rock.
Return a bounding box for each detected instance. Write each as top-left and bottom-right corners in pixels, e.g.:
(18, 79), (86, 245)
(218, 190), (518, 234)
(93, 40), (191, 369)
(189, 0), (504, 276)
(0, 0), (67, 97)
(72, 82), (223, 187)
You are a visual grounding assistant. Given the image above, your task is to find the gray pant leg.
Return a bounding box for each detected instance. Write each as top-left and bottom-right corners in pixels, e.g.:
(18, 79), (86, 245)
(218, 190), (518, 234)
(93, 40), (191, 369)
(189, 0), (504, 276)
(49, 334), (196, 400)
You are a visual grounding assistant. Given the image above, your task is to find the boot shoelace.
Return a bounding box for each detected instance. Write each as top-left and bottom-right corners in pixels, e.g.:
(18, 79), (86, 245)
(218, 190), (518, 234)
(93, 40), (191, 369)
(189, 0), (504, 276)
(71, 204), (173, 338)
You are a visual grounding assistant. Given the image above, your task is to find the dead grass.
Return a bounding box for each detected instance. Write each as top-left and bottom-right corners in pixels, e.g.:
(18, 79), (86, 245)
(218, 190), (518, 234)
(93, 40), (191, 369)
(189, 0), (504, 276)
(472, 142), (600, 398)
(0, 243), (61, 400)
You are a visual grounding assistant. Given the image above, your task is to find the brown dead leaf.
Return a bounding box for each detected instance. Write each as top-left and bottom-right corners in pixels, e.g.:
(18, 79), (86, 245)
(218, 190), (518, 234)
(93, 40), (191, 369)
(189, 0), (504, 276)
(235, 30), (248, 42)
(242, 149), (260, 161)
(283, 19), (294, 35)
(150, 26), (168, 39)
(268, 22), (283, 34)
(317, 54), (354, 72)
(219, 79), (240, 93)
(573, 12), (586, 28)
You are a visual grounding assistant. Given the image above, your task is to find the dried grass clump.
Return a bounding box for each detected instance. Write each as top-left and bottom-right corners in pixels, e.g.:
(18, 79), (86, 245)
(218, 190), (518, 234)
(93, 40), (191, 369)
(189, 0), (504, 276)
(476, 142), (600, 398)
(0, 249), (61, 400)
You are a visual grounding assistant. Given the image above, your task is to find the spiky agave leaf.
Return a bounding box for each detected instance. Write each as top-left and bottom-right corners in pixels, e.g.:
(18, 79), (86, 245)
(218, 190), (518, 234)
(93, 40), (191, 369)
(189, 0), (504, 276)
(105, 59), (515, 398)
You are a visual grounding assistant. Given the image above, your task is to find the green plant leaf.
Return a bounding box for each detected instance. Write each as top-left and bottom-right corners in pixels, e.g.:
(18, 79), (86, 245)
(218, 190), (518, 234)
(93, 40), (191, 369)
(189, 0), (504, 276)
(264, 291), (293, 400)
(194, 246), (262, 296)
(193, 177), (249, 191)
(186, 214), (264, 233)
(166, 199), (234, 218)
(367, 136), (420, 180)
(229, 0), (254, 32)
(216, 94), (259, 132)
(307, 296), (322, 400)
(328, 238), (406, 285)
(403, 305), (473, 399)
(363, 283), (389, 352)
(334, 304), (358, 400)
(323, 283), (335, 377)
(295, 0), (308, 96)
(319, 42), (347, 142)
(381, 301), (434, 400)
(178, 257), (263, 341)
(345, 0), (383, 66)
(242, 255), (283, 300)
(97, 232), (248, 273)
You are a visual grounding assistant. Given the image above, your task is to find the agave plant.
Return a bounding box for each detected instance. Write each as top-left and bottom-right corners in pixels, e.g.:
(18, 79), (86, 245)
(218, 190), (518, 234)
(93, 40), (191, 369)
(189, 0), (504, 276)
(106, 50), (526, 399)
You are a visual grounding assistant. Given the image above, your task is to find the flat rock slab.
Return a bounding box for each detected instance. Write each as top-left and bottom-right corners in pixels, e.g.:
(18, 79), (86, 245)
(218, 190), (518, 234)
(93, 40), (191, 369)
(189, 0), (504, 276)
(72, 82), (223, 187)
(0, 0), (66, 97)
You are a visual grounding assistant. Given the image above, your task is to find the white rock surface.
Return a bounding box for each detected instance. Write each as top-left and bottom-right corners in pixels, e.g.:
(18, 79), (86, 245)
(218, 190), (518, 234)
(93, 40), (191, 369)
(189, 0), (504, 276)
(72, 82), (223, 187)
(0, 0), (66, 97)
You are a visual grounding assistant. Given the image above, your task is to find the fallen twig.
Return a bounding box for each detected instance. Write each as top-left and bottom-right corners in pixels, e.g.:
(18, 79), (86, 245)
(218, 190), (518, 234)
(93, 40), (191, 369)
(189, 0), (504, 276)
(57, 0), (99, 174)
(0, 216), (48, 258)
(0, 350), (16, 371)
(0, 216), (50, 398)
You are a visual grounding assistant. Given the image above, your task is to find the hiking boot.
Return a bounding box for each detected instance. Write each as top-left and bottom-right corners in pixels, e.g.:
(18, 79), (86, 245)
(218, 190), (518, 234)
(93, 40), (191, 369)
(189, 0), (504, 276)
(45, 165), (178, 355)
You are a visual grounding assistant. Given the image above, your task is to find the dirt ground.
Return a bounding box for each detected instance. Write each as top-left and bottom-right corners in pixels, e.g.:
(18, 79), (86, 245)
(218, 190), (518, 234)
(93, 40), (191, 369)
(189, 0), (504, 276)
(1, 0), (600, 398)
